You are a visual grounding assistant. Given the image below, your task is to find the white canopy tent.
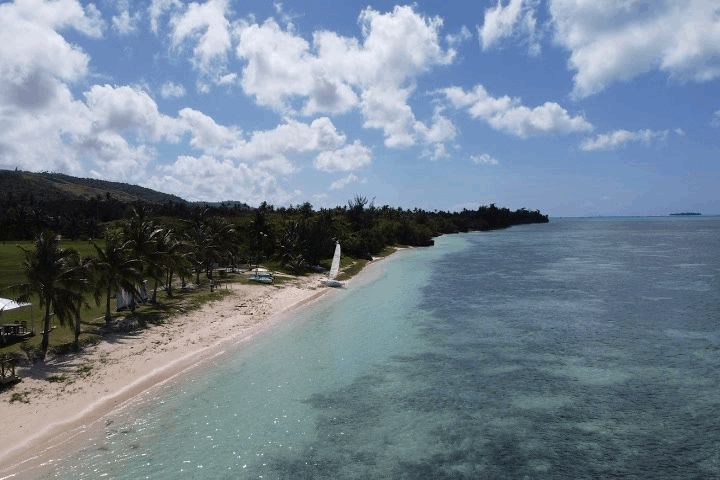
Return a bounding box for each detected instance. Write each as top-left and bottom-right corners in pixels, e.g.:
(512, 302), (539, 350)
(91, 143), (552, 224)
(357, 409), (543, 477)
(0, 298), (33, 336)
(0, 298), (30, 312)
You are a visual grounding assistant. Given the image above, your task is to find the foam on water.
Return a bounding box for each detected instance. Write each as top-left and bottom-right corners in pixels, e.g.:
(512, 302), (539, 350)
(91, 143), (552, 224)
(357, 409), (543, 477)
(44, 218), (720, 479)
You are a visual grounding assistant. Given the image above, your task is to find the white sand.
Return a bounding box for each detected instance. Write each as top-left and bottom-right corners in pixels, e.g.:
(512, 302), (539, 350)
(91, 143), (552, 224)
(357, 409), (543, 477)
(0, 273), (339, 475)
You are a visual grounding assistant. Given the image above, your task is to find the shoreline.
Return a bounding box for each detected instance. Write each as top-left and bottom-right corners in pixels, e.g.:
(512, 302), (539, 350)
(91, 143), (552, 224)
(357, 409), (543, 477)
(0, 252), (400, 478)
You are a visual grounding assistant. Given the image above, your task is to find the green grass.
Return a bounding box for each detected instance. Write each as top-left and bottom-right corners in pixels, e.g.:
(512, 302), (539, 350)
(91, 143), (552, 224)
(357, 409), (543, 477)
(9, 391), (29, 403)
(0, 242), (234, 358)
(0, 239), (102, 291)
(376, 245), (398, 257)
(0, 241), (397, 358)
(336, 259), (370, 281)
(0, 239), (120, 356)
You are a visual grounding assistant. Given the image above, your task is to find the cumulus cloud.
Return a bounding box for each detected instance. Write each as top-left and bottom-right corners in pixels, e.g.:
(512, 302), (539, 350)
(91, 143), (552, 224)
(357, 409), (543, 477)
(170, 0), (232, 81)
(0, 0), (101, 91)
(329, 173), (360, 190)
(84, 84), (183, 141)
(234, 5), (456, 151)
(446, 25), (472, 47)
(314, 141), (372, 172)
(149, 0), (181, 33)
(160, 81), (187, 98)
(479, 0), (540, 55)
(0, 0), (112, 175)
(0, 0), (379, 205)
(471, 153), (499, 165)
(112, 0), (140, 35)
(548, 0), (720, 97)
(580, 129), (673, 151)
(143, 113), (368, 202)
(145, 155), (296, 205)
(442, 84), (592, 137)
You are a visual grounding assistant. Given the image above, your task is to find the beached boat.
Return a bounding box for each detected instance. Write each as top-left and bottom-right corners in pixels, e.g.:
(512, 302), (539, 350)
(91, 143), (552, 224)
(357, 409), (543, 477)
(321, 242), (343, 288)
(249, 268), (273, 284)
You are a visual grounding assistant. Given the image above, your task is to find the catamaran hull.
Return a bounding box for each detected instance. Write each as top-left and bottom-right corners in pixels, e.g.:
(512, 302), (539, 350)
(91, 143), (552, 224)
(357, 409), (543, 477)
(321, 279), (343, 288)
(249, 276), (273, 284)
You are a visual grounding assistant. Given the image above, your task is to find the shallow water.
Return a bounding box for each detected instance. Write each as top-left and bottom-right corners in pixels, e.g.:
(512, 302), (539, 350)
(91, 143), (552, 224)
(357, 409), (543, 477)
(48, 218), (720, 479)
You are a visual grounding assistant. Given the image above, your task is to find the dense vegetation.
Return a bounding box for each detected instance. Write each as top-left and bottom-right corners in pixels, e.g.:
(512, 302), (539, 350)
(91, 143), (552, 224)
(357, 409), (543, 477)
(2, 170), (548, 360)
(0, 169), (194, 240)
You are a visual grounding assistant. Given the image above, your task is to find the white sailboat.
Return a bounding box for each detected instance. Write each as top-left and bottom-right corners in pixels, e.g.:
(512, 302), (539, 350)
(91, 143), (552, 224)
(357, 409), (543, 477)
(321, 242), (343, 288)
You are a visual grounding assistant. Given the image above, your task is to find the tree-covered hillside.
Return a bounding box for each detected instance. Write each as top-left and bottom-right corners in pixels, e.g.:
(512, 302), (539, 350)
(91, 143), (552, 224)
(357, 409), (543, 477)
(0, 170), (548, 258)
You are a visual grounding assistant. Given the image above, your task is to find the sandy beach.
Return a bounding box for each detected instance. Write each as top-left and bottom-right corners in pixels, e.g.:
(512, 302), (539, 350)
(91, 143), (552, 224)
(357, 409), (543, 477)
(0, 271), (341, 476)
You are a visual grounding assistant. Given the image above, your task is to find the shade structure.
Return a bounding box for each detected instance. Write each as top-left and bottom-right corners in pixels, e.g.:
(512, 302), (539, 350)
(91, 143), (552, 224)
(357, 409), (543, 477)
(0, 298), (31, 312)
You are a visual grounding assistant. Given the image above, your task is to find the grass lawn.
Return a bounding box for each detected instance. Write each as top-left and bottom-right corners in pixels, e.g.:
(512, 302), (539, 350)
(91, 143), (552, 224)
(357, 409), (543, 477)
(0, 239), (227, 358)
(0, 239), (102, 292)
(1, 240), (107, 355)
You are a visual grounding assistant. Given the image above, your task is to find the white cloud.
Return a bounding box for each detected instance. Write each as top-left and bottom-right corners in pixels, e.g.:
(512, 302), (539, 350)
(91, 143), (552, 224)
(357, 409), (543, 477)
(146, 155), (295, 205)
(443, 84), (592, 137)
(446, 25), (472, 47)
(170, 0), (232, 80)
(0, 0), (102, 97)
(84, 84), (182, 142)
(0, 0), (124, 177)
(549, 0), (720, 97)
(234, 5), (456, 151)
(314, 141), (371, 172)
(329, 173), (360, 190)
(580, 129), (672, 151)
(480, 0), (520, 47)
(112, 0), (140, 35)
(0, 0), (374, 202)
(177, 108), (240, 153)
(479, 0), (540, 55)
(149, 0), (181, 33)
(471, 153), (500, 165)
(160, 81), (187, 98)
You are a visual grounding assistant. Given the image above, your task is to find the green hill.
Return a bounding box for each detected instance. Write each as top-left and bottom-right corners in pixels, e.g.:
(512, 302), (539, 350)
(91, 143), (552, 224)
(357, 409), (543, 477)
(0, 170), (187, 204)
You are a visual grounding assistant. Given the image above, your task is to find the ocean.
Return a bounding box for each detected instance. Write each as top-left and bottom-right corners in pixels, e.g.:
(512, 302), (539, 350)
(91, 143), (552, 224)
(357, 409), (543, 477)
(47, 217), (720, 479)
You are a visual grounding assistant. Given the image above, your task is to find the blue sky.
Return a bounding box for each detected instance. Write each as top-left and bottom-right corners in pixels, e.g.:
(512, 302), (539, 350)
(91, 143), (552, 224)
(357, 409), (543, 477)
(1, 0), (719, 216)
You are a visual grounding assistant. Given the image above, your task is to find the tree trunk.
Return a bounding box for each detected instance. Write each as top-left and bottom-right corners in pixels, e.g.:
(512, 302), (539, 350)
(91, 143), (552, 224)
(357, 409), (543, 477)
(195, 268), (200, 285)
(74, 312), (81, 351)
(105, 285), (112, 327)
(41, 301), (51, 361)
(167, 270), (174, 297)
(152, 279), (158, 304)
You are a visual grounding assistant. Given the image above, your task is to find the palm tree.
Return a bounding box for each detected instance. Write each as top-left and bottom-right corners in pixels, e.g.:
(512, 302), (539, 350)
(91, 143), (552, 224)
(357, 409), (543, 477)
(92, 234), (144, 327)
(155, 229), (187, 298)
(279, 220), (308, 274)
(63, 255), (97, 350)
(184, 210), (209, 286)
(183, 210), (236, 291)
(123, 208), (163, 303)
(14, 231), (80, 360)
(205, 217), (235, 291)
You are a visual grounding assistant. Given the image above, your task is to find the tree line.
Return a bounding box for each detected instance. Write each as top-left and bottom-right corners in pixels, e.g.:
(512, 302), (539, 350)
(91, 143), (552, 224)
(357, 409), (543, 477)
(9, 197), (548, 360)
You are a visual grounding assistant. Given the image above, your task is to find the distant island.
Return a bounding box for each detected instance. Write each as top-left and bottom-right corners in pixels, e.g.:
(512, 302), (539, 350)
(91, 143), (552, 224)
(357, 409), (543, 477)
(670, 212), (702, 216)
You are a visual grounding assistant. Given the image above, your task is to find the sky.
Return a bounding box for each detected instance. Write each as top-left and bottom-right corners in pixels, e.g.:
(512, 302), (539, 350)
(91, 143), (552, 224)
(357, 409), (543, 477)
(0, 0), (719, 216)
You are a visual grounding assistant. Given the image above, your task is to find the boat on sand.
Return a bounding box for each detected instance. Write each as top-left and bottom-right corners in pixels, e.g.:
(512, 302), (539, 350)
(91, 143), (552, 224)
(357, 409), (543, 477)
(321, 242), (343, 288)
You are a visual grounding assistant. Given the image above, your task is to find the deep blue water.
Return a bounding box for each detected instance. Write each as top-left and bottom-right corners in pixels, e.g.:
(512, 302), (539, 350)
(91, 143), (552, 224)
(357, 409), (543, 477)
(43, 217), (720, 479)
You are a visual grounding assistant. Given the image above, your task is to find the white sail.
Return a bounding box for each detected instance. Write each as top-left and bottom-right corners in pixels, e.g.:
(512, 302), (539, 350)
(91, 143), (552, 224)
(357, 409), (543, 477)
(329, 242), (341, 280)
(116, 288), (131, 311)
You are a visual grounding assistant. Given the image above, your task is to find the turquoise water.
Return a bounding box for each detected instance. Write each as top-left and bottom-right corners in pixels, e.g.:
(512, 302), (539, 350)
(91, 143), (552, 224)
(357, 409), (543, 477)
(47, 218), (719, 478)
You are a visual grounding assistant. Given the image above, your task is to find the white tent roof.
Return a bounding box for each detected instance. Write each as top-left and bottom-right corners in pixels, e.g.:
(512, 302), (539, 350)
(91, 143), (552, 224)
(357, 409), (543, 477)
(0, 298), (30, 312)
